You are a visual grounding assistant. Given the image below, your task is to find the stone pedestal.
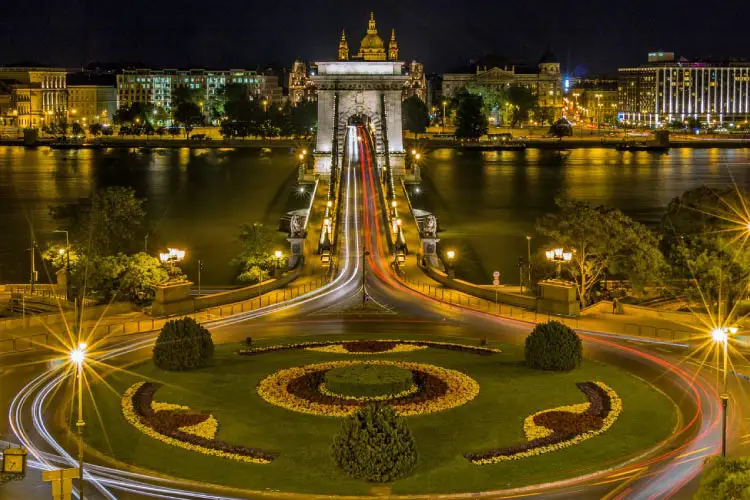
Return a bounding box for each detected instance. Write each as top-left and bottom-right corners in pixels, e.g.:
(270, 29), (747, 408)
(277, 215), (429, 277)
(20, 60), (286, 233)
(389, 152), (406, 177)
(313, 153), (332, 177)
(152, 280), (194, 317)
(536, 280), (580, 316)
(421, 236), (442, 269)
(288, 236), (305, 268)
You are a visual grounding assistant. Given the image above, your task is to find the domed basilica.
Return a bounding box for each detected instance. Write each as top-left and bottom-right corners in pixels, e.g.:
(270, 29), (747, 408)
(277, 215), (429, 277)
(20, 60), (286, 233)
(338, 13), (399, 62)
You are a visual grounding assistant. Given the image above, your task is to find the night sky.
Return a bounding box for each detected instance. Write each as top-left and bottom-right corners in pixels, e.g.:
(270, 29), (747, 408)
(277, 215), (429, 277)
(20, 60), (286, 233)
(2, 0), (749, 75)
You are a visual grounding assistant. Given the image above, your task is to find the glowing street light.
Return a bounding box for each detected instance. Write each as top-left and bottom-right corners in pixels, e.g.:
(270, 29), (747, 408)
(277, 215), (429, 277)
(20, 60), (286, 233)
(545, 247), (573, 279)
(446, 249), (456, 278)
(159, 248), (185, 275)
(274, 250), (283, 275)
(69, 341), (87, 497)
(712, 325), (736, 457)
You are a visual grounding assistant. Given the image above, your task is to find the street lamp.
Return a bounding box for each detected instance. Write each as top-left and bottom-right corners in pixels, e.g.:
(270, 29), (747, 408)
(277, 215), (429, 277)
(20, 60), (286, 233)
(69, 341), (87, 499)
(712, 326), (737, 457)
(442, 100), (448, 133)
(446, 250), (456, 278)
(159, 248), (185, 276)
(54, 230), (70, 301)
(274, 250), (283, 276)
(545, 247), (572, 279)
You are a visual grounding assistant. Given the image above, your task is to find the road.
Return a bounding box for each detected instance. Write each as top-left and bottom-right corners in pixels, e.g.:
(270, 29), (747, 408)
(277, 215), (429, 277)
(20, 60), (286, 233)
(0, 123), (733, 500)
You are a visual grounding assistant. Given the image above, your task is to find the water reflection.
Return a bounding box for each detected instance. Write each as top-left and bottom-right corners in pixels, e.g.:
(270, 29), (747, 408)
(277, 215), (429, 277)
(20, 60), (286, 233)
(0, 147), (300, 285)
(417, 147), (750, 284)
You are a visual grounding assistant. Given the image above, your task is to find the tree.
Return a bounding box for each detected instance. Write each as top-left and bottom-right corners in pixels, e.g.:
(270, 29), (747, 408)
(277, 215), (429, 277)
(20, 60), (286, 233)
(454, 91), (488, 140)
(685, 117), (702, 132)
(234, 222), (277, 283)
(71, 122), (85, 136)
(88, 123), (103, 136)
(661, 185), (750, 314)
(525, 321), (582, 371)
(506, 85), (537, 127)
(548, 118), (573, 140)
(173, 102), (202, 138)
(668, 119), (686, 131)
(290, 100), (317, 138)
(465, 83), (506, 124)
(118, 253), (170, 303)
(695, 456), (750, 500)
(401, 95), (430, 139)
(50, 186), (147, 258)
(153, 317), (214, 371)
(113, 102), (156, 127)
(332, 405), (417, 482)
(537, 198), (666, 304)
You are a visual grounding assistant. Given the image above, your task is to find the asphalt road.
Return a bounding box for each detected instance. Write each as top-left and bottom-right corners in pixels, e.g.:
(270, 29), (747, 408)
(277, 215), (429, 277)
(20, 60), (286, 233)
(0, 124), (733, 500)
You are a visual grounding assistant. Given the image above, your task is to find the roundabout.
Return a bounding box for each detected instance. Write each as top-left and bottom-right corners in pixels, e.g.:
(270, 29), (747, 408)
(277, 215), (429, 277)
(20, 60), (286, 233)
(71, 335), (678, 496)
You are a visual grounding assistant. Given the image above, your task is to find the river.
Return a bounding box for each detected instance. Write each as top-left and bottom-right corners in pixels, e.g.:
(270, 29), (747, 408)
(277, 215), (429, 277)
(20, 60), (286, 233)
(0, 147), (303, 286)
(414, 147), (750, 285)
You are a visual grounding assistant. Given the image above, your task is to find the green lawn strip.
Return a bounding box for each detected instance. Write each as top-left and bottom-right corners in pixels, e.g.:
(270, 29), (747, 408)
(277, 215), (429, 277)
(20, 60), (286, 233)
(79, 337), (675, 495)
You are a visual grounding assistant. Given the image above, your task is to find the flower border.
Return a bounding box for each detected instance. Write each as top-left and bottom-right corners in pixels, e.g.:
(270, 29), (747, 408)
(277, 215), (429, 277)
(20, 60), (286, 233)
(257, 360), (480, 417)
(306, 343), (428, 355)
(240, 339), (501, 356)
(466, 382), (622, 464)
(122, 382), (275, 464)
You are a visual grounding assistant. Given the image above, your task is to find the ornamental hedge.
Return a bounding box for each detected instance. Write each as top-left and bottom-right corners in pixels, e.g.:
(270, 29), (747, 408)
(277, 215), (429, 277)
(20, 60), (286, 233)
(332, 404), (418, 482)
(153, 317), (214, 371)
(325, 364), (414, 398)
(524, 321), (582, 371)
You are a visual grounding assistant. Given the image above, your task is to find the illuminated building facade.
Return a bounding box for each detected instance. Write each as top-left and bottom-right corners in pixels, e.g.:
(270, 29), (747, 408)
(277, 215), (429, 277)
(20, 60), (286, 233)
(618, 53), (750, 126)
(116, 68), (282, 113)
(442, 50), (563, 124)
(0, 67), (67, 128)
(67, 73), (117, 125)
(291, 14), (426, 105)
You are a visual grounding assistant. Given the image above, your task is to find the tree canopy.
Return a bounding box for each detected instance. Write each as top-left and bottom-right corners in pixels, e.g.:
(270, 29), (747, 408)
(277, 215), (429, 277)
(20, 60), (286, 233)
(454, 91), (488, 140)
(537, 198), (666, 304)
(660, 185), (750, 314)
(234, 222), (278, 284)
(465, 83), (506, 121)
(506, 85), (537, 127)
(401, 96), (430, 138)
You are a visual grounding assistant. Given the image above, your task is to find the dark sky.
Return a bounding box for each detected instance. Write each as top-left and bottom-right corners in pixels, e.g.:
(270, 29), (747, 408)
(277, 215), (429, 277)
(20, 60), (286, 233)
(2, 0), (749, 75)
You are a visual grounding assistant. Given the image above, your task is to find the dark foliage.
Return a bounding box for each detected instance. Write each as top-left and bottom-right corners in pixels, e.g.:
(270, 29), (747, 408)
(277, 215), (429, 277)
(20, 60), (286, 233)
(153, 318), (214, 371)
(525, 321), (582, 371)
(332, 404), (418, 482)
(324, 364), (414, 398)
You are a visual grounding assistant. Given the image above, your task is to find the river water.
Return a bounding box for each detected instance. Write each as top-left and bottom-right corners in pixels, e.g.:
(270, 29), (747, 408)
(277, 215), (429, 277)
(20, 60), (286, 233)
(414, 147), (750, 285)
(0, 147), (302, 286)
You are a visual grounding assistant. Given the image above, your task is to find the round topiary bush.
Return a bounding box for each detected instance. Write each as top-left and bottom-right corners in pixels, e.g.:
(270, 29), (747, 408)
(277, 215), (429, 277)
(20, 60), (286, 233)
(324, 364), (414, 398)
(332, 404), (417, 482)
(525, 320), (582, 371)
(153, 317), (214, 371)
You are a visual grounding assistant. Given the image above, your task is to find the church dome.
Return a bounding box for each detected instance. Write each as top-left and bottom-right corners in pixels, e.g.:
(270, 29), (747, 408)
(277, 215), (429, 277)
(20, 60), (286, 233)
(360, 33), (384, 50)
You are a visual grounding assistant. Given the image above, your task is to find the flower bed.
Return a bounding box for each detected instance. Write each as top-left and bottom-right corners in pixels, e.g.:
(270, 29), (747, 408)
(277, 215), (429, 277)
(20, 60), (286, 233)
(122, 382), (276, 463)
(465, 382), (622, 464)
(257, 360), (479, 417)
(240, 339), (500, 356)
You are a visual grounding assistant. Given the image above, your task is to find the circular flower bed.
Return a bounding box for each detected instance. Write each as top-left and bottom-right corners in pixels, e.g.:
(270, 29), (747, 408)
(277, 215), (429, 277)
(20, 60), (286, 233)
(241, 339), (500, 356)
(257, 360), (480, 417)
(324, 364), (414, 398)
(306, 341), (428, 355)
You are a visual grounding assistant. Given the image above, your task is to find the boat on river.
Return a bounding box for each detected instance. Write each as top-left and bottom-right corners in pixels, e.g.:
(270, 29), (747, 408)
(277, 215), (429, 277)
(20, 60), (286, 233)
(460, 141), (527, 151)
(615, 140), (669, 153)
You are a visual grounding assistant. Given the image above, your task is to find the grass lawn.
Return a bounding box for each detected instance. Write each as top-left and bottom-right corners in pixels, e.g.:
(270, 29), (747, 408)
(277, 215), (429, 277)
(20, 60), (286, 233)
(77, 334), (677, 495)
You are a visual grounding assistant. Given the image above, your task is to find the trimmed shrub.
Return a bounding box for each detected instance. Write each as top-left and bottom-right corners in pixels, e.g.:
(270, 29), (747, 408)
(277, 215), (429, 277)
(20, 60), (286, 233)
(153, 317), (214, 371)
(325, 364), (414, 398)
(332, 404), (417, 482)
(525, 321), (582, 371)
(695, 456), (750, 500)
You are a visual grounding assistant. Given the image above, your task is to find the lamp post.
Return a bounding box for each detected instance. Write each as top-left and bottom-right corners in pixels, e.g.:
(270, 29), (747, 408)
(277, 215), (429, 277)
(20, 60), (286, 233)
(446, 250), (456, 279)
(526, 236), (532, 290)
(274, 250), (283, 277)
(54, 229), (70, 301)
(712, 326), (736, 457)
(442, 100), (447, 133)
(159, 248), (185, 277)
(70, 342), (87, 499)
(545, 247), (572, 279)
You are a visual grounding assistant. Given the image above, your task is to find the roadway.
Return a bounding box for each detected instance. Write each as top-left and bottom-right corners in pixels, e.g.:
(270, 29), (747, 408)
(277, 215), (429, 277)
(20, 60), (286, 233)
(0, 123), (735, 499)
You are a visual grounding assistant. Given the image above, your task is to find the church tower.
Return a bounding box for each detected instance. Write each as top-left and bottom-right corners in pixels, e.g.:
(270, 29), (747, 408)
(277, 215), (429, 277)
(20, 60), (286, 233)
(338, 30), (349, 61)
(388, 29), (399, 60)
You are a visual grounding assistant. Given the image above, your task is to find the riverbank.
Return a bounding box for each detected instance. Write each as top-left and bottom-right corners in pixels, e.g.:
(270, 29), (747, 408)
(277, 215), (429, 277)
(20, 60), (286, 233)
(0, 137), (309, 149)
(408, 137), (750, 150)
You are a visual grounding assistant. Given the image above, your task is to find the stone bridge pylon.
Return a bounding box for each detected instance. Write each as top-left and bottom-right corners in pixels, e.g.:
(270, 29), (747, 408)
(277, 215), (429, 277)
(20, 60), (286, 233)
(311, 61), (407, 177)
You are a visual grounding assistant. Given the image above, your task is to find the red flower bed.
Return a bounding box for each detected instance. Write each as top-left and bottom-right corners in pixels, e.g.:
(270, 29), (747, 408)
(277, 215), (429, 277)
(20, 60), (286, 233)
(286, 368), (449, 408)
(239, 339), (498, 356)
(132, 382), (277, 462)
(464, 382), (611, 462)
